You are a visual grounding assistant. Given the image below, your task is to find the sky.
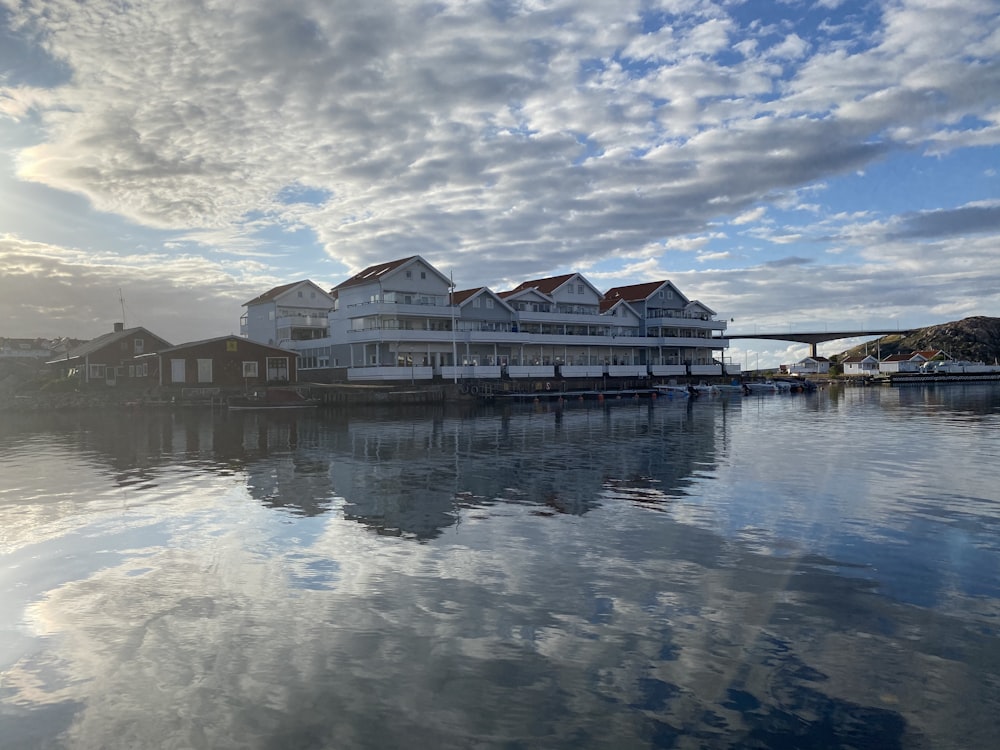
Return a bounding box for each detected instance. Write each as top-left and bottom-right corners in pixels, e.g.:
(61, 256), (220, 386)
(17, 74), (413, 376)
(1, 0), (999, 366)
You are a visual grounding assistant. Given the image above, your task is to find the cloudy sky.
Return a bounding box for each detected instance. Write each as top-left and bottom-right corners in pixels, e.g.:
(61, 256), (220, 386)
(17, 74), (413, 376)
(2, 0), (999, 364)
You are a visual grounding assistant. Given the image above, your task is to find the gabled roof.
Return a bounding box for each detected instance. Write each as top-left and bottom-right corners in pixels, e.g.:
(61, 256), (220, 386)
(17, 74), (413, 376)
(507, 273), (576, 296)
(48, 327), (171, 364)
(332, 255), (452, 292)
(243, 280), (307, 306)
(451, 287), (484, 305)
(498, 286), (553, 302)
(604, 280), (689, 306)
(333, 256), (417, 290)
(882, 353), (916, 362)
(603, 281), (664, 303)
(148, 335), (294, 356)
(842, 354), (878, 364)
(243, 280), (334, 307)
(684, 300), (717, 316)
(453, 287), (515, 312)
(599, 297), (639, 316)
(914, 349), (949, 360)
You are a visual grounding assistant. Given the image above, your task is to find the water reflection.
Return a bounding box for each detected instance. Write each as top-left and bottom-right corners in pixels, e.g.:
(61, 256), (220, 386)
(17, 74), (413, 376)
(1, 388), (999, 749)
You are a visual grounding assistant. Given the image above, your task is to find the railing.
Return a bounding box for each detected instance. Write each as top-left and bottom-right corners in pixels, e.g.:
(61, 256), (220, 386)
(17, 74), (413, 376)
(347, 366), (435, 382)
(276, 313), (328, 326)
(441, 365), (502, 380)
(560, 365), (605, 377)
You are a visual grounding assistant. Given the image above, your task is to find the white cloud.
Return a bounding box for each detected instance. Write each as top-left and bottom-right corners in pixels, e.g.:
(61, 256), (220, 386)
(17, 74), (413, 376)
(0, 0), (997, 337)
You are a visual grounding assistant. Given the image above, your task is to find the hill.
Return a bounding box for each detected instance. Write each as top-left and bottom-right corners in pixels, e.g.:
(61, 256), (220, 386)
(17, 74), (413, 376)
(838, 316), (1000, 363)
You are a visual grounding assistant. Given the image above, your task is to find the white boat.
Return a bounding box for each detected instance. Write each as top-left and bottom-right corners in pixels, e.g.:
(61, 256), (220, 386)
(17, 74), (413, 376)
(653, 384), (692, 399)
(715, 382), (746, 394)
(745, 381), (778, 394)
(692, 381), (719, 396)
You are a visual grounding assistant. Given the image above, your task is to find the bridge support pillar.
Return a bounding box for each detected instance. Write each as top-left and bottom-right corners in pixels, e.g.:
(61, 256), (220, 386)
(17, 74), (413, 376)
(811, 342), (818, 358)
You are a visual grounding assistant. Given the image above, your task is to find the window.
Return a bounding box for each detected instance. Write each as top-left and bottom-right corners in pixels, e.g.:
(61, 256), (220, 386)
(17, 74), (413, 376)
(266, 357), (289, 382)
(197, 359), (213, 383)
(128, 365), (135, 377)
(242, 361), (259, 378)
(170, 359), (186, 383)
(485, 298), (494, 309)
(406, 270), (412, 278)
(578, 284), (584, 294)
(268, 310), (275, 320)
(421, 271), (426, 279)
(134, 338), (144, 354)
(473, 297), (481, 308)
(297, 290), (303, 297)
(139, 362), (148, 377)
(88, 364), (106, 379)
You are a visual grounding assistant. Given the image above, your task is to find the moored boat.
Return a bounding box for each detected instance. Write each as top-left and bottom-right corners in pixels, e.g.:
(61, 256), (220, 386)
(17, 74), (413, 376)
(745, 381), (779, 394)
(653, 384), (693, 399)
(228, 390), (320, 410)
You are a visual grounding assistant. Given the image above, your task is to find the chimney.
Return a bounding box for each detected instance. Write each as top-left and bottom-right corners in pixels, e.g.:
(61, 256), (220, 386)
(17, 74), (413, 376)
(114, 322), (124, 333)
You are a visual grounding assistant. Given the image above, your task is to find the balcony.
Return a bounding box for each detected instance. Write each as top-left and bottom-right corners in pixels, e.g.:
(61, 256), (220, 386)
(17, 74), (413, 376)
(277, 312), (328, 327)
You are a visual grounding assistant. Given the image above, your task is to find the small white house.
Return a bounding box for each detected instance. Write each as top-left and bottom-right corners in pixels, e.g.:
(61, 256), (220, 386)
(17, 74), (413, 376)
(842, 354), (879, 376)
(878, 352), (926, 373)
(789, 356), (830, 375)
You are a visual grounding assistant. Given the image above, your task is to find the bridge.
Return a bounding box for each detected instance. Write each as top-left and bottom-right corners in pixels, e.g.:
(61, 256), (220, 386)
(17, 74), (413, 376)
(723, 329), (911, 358)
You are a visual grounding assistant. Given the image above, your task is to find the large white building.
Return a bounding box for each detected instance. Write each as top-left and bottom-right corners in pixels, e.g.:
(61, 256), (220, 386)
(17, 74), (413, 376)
(242, 255), (735, 383)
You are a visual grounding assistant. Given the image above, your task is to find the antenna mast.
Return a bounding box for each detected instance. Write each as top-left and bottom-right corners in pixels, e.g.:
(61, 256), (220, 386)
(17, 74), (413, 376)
(119, 288), (128, 328)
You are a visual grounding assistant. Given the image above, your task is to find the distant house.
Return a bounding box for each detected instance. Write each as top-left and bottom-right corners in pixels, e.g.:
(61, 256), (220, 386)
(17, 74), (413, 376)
(46, 324), (172, 386)
(0, 338), (54, 359)
(135, 335), (298, 390)
(841, 354), (879, 377)
(789, 356), (830, 375)
(879, 350), (951, 373)
(879, 352), (926, 374)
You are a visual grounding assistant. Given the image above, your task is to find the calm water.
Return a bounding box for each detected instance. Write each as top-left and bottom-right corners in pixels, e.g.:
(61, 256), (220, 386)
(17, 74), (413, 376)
(1, 385), (999, 749)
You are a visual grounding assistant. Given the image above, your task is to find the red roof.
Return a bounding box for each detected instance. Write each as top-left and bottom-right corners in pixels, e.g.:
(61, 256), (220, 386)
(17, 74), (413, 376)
(243, 280), (309, 306)
(451, 288), (484, 304)
(604, 281), (665, 303)
(506, 273), (576, 296)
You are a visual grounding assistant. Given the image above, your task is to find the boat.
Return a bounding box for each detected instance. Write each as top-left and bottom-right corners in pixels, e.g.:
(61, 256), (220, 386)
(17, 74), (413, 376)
(692, 381), (719, 396)
(715, 381), (748, 395)
(228, 390), (320, 410)
(653, 384), (693, 399)
(745, 381), (779, 394)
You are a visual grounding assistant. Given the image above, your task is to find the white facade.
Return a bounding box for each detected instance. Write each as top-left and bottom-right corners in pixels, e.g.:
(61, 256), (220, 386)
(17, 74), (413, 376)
(242, 280), (335, 347)
(789, 357), (830, 375)
(255, 256), (732, 382)
(843, 355), (879, 376)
